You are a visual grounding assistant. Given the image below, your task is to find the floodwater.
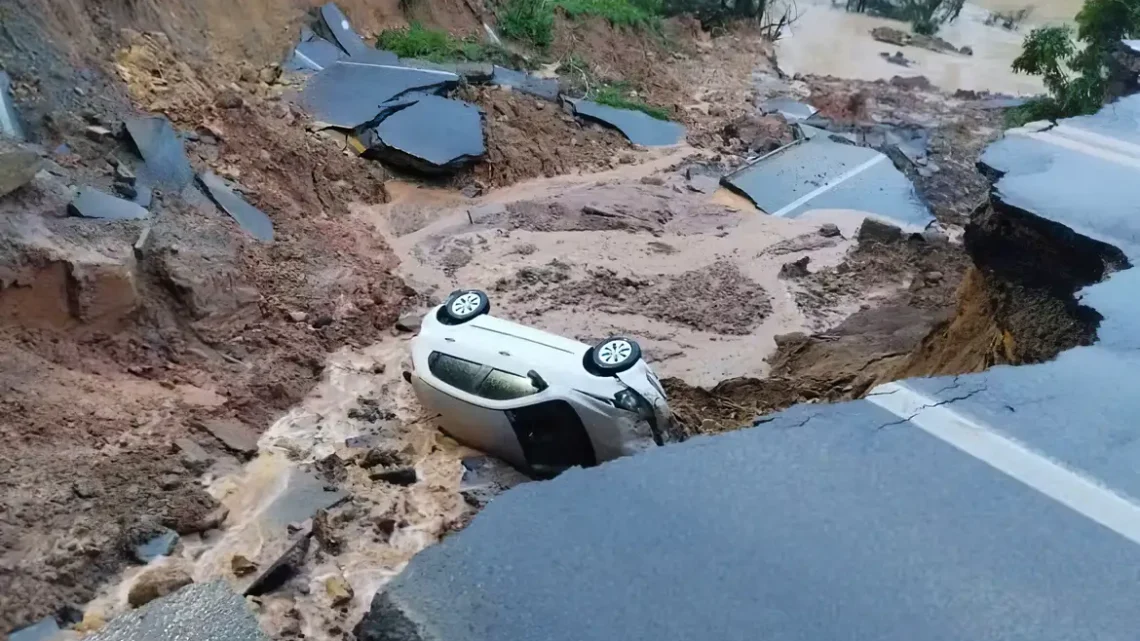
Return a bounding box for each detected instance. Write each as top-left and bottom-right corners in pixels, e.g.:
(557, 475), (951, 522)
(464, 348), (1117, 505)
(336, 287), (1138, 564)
(772, 0), (1082, 95)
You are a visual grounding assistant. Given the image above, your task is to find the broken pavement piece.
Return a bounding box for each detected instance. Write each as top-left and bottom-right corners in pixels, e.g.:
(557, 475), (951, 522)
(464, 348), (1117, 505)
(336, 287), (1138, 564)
(67, 186), (150, 220)
(300, 62), (458, 129)
(244, 532), (311, 597)
(568, 98), (685, 147)
(124, 116), (195, 191)
(722, 136), (932, 228)
(9, 616), (60, 641)
(0, 71), (26, 141)
(318, 2), (374, 58)
(286, 26), (348, 72)
(197, 172), (275, 242)
(89, 581), (269, 641)
(262, 469), (348, 530)
(491, 66), (560, 100)
(133, 528), (179, 563)
(195, 418), (259, 456)
(761, 98), (818, 122)
(0, 149), (42, 198)
(358, 94), (485, 173)
(857, 217), (904, 244)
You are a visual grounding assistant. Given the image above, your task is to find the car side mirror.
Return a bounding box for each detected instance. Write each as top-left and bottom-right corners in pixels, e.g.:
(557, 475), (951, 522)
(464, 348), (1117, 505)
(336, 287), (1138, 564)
(527, 370), (548, 391)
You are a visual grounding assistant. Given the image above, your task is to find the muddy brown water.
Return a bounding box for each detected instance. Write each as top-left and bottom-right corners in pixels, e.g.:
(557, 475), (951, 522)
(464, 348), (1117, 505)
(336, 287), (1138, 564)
(773, 0), (1081, 95)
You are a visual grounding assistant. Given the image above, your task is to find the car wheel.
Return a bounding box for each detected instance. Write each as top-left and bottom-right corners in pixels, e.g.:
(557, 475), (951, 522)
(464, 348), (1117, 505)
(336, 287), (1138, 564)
(590, 337), (641, 373)
(442, 290), (490, 323)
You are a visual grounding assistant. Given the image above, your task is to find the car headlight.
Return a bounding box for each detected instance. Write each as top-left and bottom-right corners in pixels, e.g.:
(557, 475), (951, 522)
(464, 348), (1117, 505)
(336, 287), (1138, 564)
(614, 389), (653, 418)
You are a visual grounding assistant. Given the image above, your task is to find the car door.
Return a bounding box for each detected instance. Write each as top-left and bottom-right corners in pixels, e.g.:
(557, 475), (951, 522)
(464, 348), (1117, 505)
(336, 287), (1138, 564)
(506, 400), (596, 477)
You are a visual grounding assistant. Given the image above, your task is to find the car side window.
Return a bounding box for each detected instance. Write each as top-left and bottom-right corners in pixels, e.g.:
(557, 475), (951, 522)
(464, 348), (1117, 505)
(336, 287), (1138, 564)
(428, 352), (487, 395)
(479, 369), (538, 401)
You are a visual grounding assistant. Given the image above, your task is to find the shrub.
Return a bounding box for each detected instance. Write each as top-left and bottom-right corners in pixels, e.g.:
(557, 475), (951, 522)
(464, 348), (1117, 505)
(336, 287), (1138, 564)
(376, 23), (513, 63)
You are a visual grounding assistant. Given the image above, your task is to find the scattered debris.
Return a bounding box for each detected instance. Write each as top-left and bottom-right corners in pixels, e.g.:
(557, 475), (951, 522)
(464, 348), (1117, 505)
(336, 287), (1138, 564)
(0, 150), (42, 198)
(857, 218), (904, 244)
(90, 582), (268, 641)
(133, 528), (179, 563)
(287, 26), (349, 72)
(779, 256), (812, 279)
(870, 26), (971, 56)
(567, 99), (685, 147)
(313, 509), (343, 555)
(127, 564), (194, 608)
(358, 94), (486, 173)
(67, 187), (150, 220)
(197, 172), (275, 241)
(195, 418), (259, 456)
(123, 116), (195, 191)
(370, 466), (418, 486)
(394, 312), (423, 332)
(819, 223), (842, 238)
(174, 438), (212, 473)
(317, 2), (398, 65)
(360, 447), (407, 469)
(880, 51), (911, 67)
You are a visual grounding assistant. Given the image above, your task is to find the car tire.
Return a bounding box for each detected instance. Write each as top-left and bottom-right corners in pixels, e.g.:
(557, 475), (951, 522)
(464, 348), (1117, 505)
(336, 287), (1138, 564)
(589, 337), (641, 373)
(441, 289), (490, 324)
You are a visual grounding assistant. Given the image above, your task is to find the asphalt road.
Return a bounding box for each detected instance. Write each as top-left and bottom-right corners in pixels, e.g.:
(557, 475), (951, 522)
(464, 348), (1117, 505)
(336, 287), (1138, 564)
(357, 95), (1140, 641)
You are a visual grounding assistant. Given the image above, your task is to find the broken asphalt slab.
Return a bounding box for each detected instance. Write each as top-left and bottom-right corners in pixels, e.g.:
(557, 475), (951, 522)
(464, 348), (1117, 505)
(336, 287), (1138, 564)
(9, 616), (60, 641)
(86, 581), (269, 641)
(762, 97), (818, 121)
(0, 71), (25, 141)
(355, 94), (1140, 641)
(124, 116), (195, 191)
(358, 94), (485, 172)
(300, 62), (458, 129)
(286, 26), (350, 72)
(67, 186), (150, 220)
(722, 136), (932, 228)
(568, 99), (685, 147)
(197, 172), (275, 241)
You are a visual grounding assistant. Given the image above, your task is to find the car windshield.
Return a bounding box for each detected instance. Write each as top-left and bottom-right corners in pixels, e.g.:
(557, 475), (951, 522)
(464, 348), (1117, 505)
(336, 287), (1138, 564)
(429, 352), (538, 400)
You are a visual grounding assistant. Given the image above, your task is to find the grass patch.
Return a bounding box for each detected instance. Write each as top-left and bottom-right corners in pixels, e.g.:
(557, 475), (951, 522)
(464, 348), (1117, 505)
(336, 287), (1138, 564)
(496, 0), (664, 49)
(376, 23), (514, 63)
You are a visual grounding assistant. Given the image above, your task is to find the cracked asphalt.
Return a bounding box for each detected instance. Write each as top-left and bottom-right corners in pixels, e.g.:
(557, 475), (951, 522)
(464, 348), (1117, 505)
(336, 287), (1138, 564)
(355, 96), (1140, 641)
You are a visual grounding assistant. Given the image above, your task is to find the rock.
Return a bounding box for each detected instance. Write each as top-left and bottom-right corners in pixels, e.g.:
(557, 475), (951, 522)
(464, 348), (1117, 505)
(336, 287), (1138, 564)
(244, 532), (311, 597)
(778, 256), (811, 279)
(871, 26), (911, 47)
(55, 604), (85, 627)
(189, 505), (230, 533)
(174, 438), (212, 473)
(196, 418), (259, 456)
(924, 270), (944, 283)
(394, 312), (423, 333)
(360, 447), (407, 469)
(258, 64), (282, 84)
(325, 575), (355, 607)
(922, 227), (950, 244)
(311, 315), (334, 329)
(959, 45), (974, 56)
(72, 480), (100, 498)
(639, 175), (665, 186)
(889, 75), (932, 91)
(370, 466), (418, 486)
(857, 218), (903, 245)
(128, 564), (193, 608)
(114, 182), (139, 200)
(818, 223), (842, 238)
(133, 528), (179, 563)
(215, 90), (244, 109)
(0, 150), (42, 198)
(313, 509), (343, 555)
(231, 554), (258, 577)
(316, 452), (348, 484)
(288, 310), (308, 323)
(85, 125), (114, 141)
(114, 162), (137, 184)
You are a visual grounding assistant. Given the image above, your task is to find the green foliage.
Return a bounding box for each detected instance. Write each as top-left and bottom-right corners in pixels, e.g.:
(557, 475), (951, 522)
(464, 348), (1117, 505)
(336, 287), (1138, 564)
(1008, 0), (1140, 126)
(557, 0), (659, 27)
(498, 0), (555, 48)
(376, 23), (512, 63)
(592, 83), (671, 119)
(911, 15), (937, 34)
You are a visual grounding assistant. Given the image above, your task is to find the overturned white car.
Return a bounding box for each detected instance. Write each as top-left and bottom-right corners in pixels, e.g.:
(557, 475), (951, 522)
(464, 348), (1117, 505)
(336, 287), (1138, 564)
(406, 289), (674, 476)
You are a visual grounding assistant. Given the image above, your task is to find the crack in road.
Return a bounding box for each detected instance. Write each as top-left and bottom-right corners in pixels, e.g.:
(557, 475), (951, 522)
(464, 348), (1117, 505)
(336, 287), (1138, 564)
(874, 383), (989, 431)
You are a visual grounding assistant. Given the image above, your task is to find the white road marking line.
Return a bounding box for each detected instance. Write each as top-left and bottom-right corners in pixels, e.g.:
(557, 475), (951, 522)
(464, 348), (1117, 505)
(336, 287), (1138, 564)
(1012, 128), (1140, 171)
(770, 154), (887, 217)
(1052, 124), (1140, 160)
(868, 381), (1140, 546)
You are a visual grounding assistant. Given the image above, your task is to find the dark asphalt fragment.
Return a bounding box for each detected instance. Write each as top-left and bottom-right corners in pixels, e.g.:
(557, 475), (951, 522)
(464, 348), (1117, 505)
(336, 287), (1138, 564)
(87, 581), (269, 641)
(567, 99), (684, 147)
(9, 616), (59, 641)
(133, 528), (180, 563)
(244, 533), (311, 597)
(358, 94), (485, 173)
(67, 187), (150, 220)
(300, 62), (458, 129)
(197, 172), (275, 241)
(124, 116), (195, 191)
(286, 26), (348, 72)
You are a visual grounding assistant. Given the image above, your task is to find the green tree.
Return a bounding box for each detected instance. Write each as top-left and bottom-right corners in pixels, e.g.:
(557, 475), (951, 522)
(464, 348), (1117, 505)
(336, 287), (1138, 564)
(1008, 0), (1140, 125)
